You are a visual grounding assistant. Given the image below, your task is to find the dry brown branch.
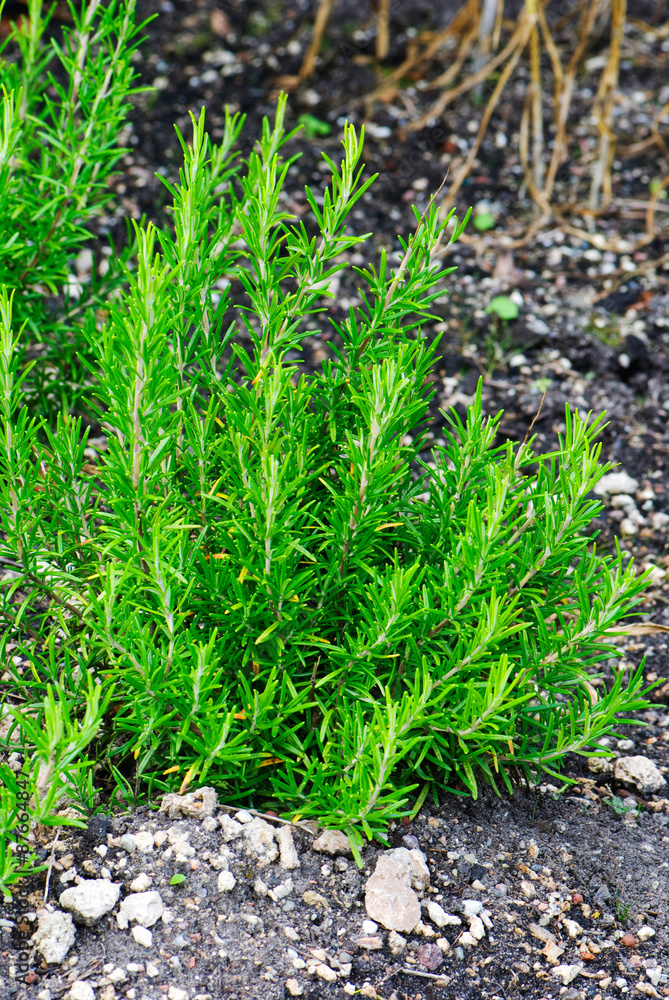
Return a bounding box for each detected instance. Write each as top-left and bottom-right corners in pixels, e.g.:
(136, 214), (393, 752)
(589, 0), (626, 211)
(401, 13), (529, 136)
(366, 0), (479, 107)
(375, 0), (390, 60)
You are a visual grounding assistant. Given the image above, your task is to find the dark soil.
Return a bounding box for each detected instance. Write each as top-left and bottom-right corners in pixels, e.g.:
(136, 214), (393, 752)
(2, 2), (669, 999)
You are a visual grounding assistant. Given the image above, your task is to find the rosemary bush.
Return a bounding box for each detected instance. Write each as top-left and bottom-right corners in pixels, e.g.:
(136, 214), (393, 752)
(0, 0), (150, 420)
(0, 93), (653, 889)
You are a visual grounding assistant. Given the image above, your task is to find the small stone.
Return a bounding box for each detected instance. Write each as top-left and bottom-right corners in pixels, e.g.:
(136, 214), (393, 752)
(364, 855), (421, 932)
(384, 847), (430, 890)
(283, 926), (300, 942)
(562, 918), (583, 937)
(234, 809), (254, 823)
(219, 815), (243, 841)
(571, 893), (583, 905)
(520, 880), (536, 899)
(462, 900), (482, 918)
(551, 964), (584, 985)
(417, 943), (443, 971)
(201, 815), (218, 833)
(120, 834), (136, 853)
(356, 936), (383, 950)
(31, 909), (76, 964)
(388, 930), (406, 955)
(544, 940), (565, 964)
(458, 931), (478, 947)
(159, 786), (217, 820)
(133, 830), (155, 853)
(362, 919), (378, 934)
(637, 925), (656, 942)
(132, 925), (153, 947)
(217, 870), (236, 892)
(285, 980), (304, 997)
(167, 988), (189, 1000)
(620, 933), (636, 948)
(146, 962), (159, 977)
(130, 873), (152, 893)
(68, 982), (95, 1000)
(427, 901), (461, 928)
(594, 472), (639, 496)
(59, 879), (121, 926)
(468, 915), (485, 941)
(302, 890), (330, 910)
(614, 756), (667, 796)
(118, 890), (164, 927)
(242, 817), (278, 867)
(254, 877), (268, 897)
(315, 963), (337, 983)
(529, 923), (556, 944)
(312, 829), (352, 856)
(276, 826), (300, 870)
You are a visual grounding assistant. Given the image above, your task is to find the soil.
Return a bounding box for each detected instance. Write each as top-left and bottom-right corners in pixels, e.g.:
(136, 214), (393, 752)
(3, 2), (669, 999)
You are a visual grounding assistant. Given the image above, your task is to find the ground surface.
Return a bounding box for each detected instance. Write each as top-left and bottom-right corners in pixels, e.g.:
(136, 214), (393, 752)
(3, 1), (669, 998)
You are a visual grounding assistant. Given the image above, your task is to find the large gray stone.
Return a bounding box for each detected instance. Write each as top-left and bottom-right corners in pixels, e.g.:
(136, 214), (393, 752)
(364, 854), (421, 932)
(59, 879), (120, 926)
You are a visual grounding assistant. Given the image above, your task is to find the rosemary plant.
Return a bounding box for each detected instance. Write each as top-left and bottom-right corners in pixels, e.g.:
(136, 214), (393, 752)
(0, 0), (151, 421)
(0, 95), (653, 891)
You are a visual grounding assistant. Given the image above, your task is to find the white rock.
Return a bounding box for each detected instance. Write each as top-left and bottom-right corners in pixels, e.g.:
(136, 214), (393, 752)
(68, 982), (95, 1000)
(219, 814), (244, 841)
(551, 963), (584, 985)
(462, 900), (482, 918)
(234, 809), (254, 823)
(427, 902), (461, 928)
(132, 924), (153, 947)
(362, 919), (378, 934)
(312, 829), (352, 856)
(146, 962), (160, 977)
(594, 472), (639, 496)
(562, 918), (583, 938)
(130, 873), (152, 892)
(614, 755), (667, 796)
(133, 830), (155, 853)
(59, 879), (120, 926)
(168, 988), (189, 1000)
(458, 931), (478, 947)
(217, 870), (236, 892)
(277, 826), (300, 869)
(520, 880), (536, 898)
(364, 855), (421, 932)
(637, 925), (656, 942)
(119, 890), (164, 927)
(167, 823), (191, 845)
(388, 930), (406, 954)
(159, 785), (217, 820)
(621, 517), (639, 536)
(644, 564), (667, 585)
(285, 979), (304, 997)
(315, 963), (337, 982)
(242, 817), (278, 867)
(32, 909), (76, 964)
(284, 926), (300, 942)
(383, 847), (430, 890)
(469, 915), (485, 941)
